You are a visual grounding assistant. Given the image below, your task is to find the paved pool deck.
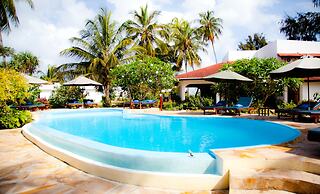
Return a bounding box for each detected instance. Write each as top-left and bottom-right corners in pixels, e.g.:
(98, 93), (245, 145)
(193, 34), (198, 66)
(1, 109), (320, 193)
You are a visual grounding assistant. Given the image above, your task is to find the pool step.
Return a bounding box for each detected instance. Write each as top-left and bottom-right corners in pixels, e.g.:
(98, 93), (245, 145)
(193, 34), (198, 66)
(229, 168), (320, 194)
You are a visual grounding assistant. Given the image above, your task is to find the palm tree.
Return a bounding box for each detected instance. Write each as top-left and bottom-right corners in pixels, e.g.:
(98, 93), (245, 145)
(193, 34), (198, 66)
(40, 65), (63, 83)
(0, 0), (34, 47)
(9, 51), (39, 74)
(61, 9), (133, 106)
(197, 10), (222, 64)
(170, 18), (205, 72)
(0, 46), (14, 66)
(122, 5), (166, 56)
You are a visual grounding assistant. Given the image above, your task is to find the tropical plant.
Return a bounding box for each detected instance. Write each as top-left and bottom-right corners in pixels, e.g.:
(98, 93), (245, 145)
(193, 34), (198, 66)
(122, 5), (166, 57)
(170, 18), (205, 72)
(0, 0), (34, 48)
(60, 9), (133, 106)
(111, 57), (176, 100)
(238, 33), (268, 50)
(0, 68), (32, 129)
(0, 68), (30, 107)
(49, 86), (83, 108)
(280, 12), (320, 41)
(197, 10), (222, 64)
(0, 107), (32, 129)
(40, 65), (63, 83)
(218, 58), (301, 107)
(8, 51), (39, 74)
(0, 46), (14, 65)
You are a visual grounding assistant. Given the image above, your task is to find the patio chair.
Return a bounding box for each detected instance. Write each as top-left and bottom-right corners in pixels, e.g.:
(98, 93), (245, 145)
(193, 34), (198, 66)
(222, 97), (253, 116)
(141, 100), (157, 108)
(203, 101), (226, 115)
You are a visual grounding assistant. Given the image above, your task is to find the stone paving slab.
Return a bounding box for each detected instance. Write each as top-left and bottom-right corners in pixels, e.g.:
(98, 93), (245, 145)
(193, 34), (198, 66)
(0, 129), (195, 194)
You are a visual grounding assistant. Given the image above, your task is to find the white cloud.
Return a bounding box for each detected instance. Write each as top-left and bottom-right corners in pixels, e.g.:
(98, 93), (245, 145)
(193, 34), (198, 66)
(3, 0), (297, 72)
(4, 0), (95, 72)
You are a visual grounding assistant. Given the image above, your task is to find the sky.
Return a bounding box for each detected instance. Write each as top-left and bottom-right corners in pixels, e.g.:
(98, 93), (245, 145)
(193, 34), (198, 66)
(3, 0), (318, 72)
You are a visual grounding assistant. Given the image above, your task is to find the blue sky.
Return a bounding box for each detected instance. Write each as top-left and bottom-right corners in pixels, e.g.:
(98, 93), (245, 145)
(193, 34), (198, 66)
(4, 0), (318, 72)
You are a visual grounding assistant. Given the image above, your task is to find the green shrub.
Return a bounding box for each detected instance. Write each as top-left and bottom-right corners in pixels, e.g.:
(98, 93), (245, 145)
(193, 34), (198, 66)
(0, 68), (33, 129)
(0, 107), (32, 129)
(162, 101), (183, 111)
(278, 101), (297, 109)
(0, 68), (30, 107)
(49, 86), (84, 108)
(27, 85), (41, 103)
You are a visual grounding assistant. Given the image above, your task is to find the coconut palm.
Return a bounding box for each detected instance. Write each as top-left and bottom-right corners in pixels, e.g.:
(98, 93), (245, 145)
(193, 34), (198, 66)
(170, 18), (205, 72)
(60, 9), (133, 106)
(9, 51), (39, 74)
(0, 46), (14, 66)
(0, 0), (34, 47)
(197, 10), (222, 64)
(122, 5), (166, 56)
(40, 65), (63, 83)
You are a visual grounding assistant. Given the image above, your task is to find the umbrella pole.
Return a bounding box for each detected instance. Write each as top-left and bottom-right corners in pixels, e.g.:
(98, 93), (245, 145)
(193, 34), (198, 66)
(308, 77), (310, 110)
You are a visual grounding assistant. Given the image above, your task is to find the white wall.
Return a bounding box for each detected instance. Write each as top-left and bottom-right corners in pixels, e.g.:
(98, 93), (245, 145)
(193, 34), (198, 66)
(39, 84), (103, 103)
(277, 40), (320, 55)
(222, 50), (256, 62)
(299, 82), (320, 101)
(39, 83), (60, 99)
(254, 41), (278, 59)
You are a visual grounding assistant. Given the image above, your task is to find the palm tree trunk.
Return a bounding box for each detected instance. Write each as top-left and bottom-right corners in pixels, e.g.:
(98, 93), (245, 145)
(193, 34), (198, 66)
(0, 31), (5, 67)
(104, 82), (111, 107)
(0, 31), (3, 48)
(211, 40), (218, 64)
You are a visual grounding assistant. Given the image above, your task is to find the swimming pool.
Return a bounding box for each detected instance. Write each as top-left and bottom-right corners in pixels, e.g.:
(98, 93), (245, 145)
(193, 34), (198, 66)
(23, 108), (300, 190)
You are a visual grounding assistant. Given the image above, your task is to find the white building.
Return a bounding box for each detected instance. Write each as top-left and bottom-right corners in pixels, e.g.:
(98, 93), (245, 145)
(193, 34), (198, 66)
(177, 40), (320, 103)
(39, 84), (103, 103)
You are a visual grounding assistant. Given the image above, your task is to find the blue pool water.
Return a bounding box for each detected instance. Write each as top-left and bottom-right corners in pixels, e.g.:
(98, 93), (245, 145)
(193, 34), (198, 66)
(34, 109), (300, 153)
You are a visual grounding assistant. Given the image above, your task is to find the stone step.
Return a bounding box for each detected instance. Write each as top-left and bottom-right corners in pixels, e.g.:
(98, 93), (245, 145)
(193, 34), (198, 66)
(230, 169), (320, 194)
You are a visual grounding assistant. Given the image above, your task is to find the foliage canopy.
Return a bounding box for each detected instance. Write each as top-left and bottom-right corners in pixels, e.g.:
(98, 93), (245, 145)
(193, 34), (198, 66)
(216, 58), (301, 107)
(238, 33), (268, 50)
(111, 57), (176, 100)
(280, 12), (320, 41)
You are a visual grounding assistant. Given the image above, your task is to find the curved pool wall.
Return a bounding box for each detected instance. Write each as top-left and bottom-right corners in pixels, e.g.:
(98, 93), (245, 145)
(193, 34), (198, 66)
(22, 108), (300, 190)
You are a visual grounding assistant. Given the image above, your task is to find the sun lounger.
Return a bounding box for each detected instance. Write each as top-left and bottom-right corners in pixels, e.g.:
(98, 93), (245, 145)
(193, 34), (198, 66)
(66, 99), (83, 108)
(15, 103), (46, 111)
(203, 101), (226, 115)
(222, 97), (253, 116)
(276, 101), (320, 121)
(130, 100), (141, 109)
(141, 100), (157, 108)
(84, 99), (98, 108)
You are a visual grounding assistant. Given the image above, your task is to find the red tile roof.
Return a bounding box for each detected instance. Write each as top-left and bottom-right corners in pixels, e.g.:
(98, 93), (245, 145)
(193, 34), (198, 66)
(176, 62), (229, 79)
(278, 53), (320, 57)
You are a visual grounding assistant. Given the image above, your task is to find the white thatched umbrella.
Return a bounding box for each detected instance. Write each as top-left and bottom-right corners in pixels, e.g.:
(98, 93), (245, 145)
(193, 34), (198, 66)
(204, 70), (253, 82)
(63, 75), (102, 86)
(22, 74), (48, 85)
(270, 57), (320, 109)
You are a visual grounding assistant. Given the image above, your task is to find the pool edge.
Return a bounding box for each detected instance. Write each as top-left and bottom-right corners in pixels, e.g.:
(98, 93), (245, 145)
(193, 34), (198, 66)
(22, 124), (228, 190)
